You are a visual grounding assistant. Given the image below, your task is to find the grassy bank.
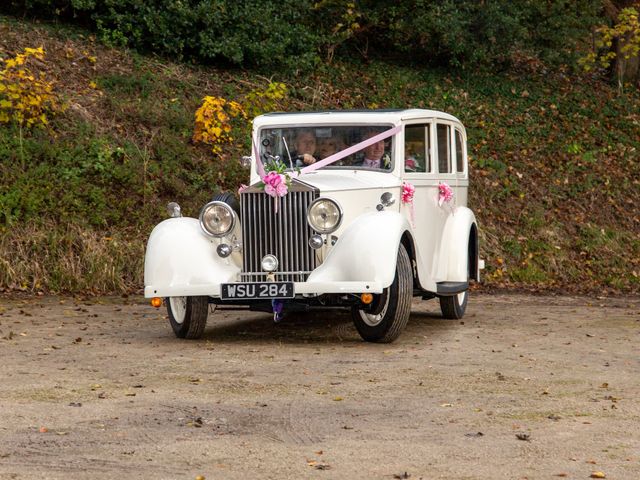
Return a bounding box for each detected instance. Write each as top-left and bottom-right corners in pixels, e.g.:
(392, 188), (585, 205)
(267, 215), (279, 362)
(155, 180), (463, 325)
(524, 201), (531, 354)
(1, 16), (639, 295)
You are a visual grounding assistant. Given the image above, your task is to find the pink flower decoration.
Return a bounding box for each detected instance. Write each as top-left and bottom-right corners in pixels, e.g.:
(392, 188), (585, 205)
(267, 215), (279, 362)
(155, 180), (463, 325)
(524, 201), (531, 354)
(238, 184), (249, 194)
(401, 181), (415, 204)
(405, 158), (416, 171)
(263, 172), (282, 187)
(275, 182), (288, 197)
(438, 182), (453, 206)
(263, 171), (288, 198)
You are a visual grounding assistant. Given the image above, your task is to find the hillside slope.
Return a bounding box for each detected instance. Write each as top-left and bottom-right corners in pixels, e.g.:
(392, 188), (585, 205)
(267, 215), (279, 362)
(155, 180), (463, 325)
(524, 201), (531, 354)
(1, 16), (639, 294)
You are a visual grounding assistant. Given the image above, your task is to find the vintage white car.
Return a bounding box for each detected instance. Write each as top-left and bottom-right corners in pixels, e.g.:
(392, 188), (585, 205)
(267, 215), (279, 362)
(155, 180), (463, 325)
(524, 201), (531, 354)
(144, 109), (480, 343)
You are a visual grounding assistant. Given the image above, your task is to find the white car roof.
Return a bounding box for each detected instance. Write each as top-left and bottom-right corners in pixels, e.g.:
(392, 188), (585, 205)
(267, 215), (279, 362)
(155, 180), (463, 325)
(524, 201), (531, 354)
(253, 109), (462, 128)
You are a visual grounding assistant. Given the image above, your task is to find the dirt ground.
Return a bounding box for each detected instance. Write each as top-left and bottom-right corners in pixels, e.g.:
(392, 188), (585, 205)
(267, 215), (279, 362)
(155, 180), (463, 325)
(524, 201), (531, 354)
(0, 293), (638, 480)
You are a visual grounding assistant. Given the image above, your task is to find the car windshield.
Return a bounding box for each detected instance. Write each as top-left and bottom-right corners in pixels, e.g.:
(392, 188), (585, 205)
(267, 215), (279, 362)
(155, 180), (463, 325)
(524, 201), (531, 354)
(258, 125), (394, 171)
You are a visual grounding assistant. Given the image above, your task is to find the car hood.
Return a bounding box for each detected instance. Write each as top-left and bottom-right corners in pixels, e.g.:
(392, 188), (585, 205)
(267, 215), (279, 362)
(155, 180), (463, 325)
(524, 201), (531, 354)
(296, 170), (401, 193)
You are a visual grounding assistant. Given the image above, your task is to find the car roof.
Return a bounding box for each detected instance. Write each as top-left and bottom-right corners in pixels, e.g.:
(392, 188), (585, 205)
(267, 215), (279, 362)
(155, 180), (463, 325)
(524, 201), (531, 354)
(253, 109), (462, 128)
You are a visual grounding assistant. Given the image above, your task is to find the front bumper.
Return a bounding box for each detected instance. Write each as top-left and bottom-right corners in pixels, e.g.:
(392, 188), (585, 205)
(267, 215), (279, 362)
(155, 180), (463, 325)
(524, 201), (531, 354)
(144, 280), (383, 298)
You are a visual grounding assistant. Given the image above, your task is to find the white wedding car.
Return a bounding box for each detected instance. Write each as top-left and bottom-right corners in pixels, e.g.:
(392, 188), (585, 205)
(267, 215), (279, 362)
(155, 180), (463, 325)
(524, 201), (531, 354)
(144, 109), (480, 343)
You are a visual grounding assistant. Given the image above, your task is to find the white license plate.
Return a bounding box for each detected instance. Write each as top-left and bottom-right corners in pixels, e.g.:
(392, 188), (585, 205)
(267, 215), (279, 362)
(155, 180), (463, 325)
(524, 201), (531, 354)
(221, 282), (294, 300)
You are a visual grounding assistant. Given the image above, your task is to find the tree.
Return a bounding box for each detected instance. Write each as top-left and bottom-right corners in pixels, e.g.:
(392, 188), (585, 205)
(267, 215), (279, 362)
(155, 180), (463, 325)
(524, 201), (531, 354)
(585, 1), (640, 88)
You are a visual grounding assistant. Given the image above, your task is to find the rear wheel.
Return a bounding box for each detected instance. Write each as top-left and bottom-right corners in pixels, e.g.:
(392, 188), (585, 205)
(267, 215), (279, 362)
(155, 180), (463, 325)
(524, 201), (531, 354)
(167, 296), (209, 339)
(350, 244), (412, 343)
(439, 290), (468, 319)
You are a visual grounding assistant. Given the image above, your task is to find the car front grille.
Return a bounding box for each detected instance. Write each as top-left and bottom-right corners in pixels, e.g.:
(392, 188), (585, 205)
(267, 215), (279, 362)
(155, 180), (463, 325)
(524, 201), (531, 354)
(240, 180), (319, 282)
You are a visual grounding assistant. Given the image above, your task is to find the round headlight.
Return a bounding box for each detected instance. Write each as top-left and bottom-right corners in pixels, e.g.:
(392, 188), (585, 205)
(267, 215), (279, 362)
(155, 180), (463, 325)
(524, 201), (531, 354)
(307, 198), (343, 234)
(199, 201), (236, 237)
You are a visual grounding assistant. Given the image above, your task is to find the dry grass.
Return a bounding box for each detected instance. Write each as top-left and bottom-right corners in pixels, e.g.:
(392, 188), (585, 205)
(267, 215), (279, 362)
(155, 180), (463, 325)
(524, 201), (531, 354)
(0, 222), (144, 294)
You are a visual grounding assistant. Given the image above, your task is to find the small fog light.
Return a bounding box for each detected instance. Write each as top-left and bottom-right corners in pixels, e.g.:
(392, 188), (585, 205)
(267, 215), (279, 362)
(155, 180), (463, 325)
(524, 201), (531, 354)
(360, 293), (374, 304)
(167, 202), (182, 218)
(151, 297), (163, 308)
(216, 243), (232, 258)
(261, 254), (279, 272)
(240, 156), (252, 168)
(308, 234), (323, 249)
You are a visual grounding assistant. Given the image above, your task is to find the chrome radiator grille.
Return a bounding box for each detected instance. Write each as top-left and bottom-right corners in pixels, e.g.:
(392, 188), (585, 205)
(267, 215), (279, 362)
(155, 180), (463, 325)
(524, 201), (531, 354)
(240, 182), (319, 282)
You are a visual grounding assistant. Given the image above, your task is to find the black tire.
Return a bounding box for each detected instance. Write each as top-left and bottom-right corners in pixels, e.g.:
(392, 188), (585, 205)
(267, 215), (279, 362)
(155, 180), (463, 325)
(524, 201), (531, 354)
(350, 244), (412, 343)
(212, 192), (240, 216)
(439, 290), (468, 319)
(166, 296), (209, 339)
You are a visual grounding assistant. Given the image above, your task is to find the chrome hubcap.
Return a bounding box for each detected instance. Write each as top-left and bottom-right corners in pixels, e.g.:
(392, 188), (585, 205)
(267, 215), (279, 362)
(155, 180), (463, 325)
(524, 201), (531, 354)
(169, 297), (187, 324)
(360, 291), (390, 327)
(457, 290), (467, 306)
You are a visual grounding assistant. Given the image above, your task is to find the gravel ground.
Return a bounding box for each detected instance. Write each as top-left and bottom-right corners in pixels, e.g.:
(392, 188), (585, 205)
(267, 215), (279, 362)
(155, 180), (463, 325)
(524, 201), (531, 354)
(0, 293), (638, 480)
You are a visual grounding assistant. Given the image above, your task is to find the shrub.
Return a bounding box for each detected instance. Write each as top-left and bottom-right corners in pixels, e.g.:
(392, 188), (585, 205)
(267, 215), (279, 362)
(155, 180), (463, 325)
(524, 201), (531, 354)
(0, 47), (60, 129)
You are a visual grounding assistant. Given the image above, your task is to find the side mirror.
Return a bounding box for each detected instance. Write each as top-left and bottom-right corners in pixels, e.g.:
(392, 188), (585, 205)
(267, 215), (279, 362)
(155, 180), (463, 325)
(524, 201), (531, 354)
(380, 192), (396, 207)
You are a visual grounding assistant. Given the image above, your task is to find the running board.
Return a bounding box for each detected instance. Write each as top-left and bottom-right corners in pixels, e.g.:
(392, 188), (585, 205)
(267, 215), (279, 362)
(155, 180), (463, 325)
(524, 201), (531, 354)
(436, 281), (469, 295)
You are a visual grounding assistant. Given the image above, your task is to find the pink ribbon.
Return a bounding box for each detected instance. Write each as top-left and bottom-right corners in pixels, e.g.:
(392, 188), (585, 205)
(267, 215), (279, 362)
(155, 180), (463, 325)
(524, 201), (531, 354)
(295, 125), (401, 176)
(253, 140), (266, 179)
(252, 125), (401, 179)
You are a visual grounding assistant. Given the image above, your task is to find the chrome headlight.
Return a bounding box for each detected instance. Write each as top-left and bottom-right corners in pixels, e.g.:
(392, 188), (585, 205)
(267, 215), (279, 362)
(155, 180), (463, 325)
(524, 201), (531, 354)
(199, 201), (236, 237)
(307, 197), (343, 234)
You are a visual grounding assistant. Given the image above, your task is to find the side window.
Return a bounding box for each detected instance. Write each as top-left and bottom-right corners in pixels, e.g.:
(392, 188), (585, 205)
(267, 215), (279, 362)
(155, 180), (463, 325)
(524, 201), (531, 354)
(455, 129), (465, 173)
(437, 123), (451, 173)
(404, 124), (429, 173)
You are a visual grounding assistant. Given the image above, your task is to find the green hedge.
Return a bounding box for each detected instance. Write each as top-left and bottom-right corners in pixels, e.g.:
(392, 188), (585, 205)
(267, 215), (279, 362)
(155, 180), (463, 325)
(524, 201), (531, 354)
(2, 1), (601, 71)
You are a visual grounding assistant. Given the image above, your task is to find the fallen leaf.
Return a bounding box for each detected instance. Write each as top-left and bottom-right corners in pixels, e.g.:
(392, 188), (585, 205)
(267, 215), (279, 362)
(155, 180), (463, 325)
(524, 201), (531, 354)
(195, 476), (205, 480)
(39, 426), (48, 433)
(315, 463), (331, 470)
(393, 473), (410, 479)
(554, 473), (568, 477)
(333, 396), (343, 401)
(590, 472), (606, 479)
(464, 432), (484, 438)
(440, 403), (453, 407)
(515, 433), (530, 441)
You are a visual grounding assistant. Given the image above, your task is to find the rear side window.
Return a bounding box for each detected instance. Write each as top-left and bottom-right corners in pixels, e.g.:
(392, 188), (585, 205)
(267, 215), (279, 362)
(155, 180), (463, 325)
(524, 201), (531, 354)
(437, 124), (451, 173)
(404, 124), (429, 173)
(455, 129), (464, 173)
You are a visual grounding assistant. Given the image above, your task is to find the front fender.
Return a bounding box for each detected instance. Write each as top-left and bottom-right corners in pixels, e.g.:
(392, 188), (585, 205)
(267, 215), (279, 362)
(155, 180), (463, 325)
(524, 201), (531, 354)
(435, 207), (477, 282)
(307, 211), (410, 289)
(143, 217), (240, 298)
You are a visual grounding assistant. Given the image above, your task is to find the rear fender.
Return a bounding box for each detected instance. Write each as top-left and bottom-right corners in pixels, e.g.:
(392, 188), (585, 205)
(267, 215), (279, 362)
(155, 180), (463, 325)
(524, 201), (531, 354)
(144, 217), (240, 297)
(435, 207), (477, 282)
(307, 211), (410, 289)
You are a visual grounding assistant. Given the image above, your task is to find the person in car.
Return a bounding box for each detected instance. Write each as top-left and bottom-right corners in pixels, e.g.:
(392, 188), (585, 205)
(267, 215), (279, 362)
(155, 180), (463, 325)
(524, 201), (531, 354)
(292, 129), (317, 166)
(356, 130), (389, 169)
(316, 135), (345, 160)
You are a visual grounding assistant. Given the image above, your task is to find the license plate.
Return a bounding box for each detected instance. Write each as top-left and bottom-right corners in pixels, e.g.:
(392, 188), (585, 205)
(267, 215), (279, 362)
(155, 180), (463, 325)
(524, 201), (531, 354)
(221, 282), (294, 300)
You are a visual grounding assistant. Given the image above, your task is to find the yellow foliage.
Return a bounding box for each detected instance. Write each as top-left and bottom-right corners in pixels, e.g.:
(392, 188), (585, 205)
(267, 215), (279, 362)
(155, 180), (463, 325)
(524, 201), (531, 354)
(193, 96), (247, 154)
(193, 82), (288, 156)
(243, 82), (288, 118)
(580, 6), (640, 76)
(0, 46), (60, 130)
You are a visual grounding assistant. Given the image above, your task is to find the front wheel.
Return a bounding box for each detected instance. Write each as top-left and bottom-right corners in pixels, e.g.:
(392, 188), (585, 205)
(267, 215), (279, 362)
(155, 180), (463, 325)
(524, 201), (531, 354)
(166, 296), (209, 339)
(439, 289), (468, 319)
(350, 244), (412, 343)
